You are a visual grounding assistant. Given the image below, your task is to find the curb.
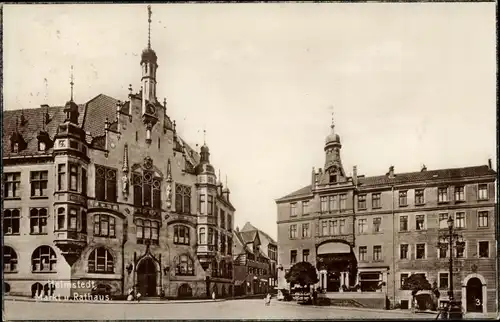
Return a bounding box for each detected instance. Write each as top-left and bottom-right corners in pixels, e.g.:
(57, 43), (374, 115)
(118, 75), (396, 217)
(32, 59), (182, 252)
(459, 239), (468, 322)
(4, 296), (228, 305)
(276, 300), (426, 315)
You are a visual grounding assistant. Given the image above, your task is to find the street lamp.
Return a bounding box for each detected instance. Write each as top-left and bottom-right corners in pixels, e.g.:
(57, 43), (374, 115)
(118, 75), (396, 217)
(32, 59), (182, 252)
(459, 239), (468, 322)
(437, 216), (465, 319)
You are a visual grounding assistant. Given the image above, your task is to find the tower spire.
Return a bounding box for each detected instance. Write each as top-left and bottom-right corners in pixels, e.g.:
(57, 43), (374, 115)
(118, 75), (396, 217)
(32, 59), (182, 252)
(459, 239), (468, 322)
(147, 5), (152, 49)
(70, 65), (74, 101)
(330, 108), (335, 131)
(203, 128), (206, 145)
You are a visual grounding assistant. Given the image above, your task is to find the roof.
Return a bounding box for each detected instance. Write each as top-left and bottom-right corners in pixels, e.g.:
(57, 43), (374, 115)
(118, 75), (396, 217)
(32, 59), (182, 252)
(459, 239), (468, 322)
(240, 231), (257, 244)
(241, 222), (277, 245)
(82, 94), (119, 138)
(276, 165), (496, 202)
(233, 230), (252, 255)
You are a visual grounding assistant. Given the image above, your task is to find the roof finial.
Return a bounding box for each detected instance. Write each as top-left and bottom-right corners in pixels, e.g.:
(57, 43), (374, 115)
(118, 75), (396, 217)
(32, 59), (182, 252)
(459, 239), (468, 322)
(203, 128), (206, 145)
(331, 110), (335, 130)
(44, 77), (48, 104)
(225, 174), (228, 187)
(70, 65), (74, 101)
(147, 5), (152, 49)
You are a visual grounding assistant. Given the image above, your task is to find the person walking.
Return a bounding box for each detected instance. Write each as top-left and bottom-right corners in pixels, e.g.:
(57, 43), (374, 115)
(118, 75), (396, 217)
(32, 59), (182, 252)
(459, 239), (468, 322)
(212, 290), (216, 301)
(264, 293), (271, 306)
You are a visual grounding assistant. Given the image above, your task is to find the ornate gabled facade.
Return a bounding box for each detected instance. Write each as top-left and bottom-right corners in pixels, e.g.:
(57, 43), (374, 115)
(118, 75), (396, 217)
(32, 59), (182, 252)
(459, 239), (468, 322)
(3, 6), (235, 300)
(276, 118), (497, 313)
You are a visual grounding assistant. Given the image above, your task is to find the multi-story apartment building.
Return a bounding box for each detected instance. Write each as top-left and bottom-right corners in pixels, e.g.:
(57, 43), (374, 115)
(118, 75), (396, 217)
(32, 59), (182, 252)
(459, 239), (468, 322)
(232, 227), (272, 296)
(276, 120), (497, 313)
(3, 7), (235, 300)
(240, 222), (278, 288)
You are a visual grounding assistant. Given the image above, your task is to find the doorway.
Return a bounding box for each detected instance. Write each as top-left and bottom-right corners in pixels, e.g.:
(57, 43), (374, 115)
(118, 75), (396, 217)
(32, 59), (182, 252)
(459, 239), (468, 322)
(466, 278), (483, 313)
(137, 258), (157, 297)
(326, 271), (340, 292)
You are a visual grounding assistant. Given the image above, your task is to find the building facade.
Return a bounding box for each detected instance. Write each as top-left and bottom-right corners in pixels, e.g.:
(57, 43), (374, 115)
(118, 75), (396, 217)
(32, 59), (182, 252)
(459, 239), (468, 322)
(276, 120), (497, 313)
(3, 7), (235, 300)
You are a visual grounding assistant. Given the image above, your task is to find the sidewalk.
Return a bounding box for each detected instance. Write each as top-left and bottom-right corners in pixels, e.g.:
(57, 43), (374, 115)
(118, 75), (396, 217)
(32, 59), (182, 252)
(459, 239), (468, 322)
(4, 295), (228, 304)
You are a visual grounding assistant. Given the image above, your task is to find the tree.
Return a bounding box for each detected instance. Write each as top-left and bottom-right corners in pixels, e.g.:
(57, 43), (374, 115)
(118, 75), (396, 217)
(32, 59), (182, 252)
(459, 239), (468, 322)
(401, 274), (432, 310)
(285, 262), (319, 291)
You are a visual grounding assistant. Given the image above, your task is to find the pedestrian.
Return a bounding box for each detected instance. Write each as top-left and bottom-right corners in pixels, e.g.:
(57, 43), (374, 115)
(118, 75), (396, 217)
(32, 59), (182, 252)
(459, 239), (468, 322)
(212, 291), (216, 301)
(136, 291), (141, 302)
(264, 293), (271, 306)
(312, 289), (317, 306)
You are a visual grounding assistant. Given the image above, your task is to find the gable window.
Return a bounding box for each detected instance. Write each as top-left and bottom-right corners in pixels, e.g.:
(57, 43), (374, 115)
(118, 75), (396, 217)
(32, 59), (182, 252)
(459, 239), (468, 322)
(400, 244), (409, 259)
(289, 224), (297, 239)
(3, 209), (20, 235)
(93, 214), (116, 238)
(398, 191), (408, 207)
(4, 173), (21, 198)
(133, 170), (162, 209)
(38, 141), (46, 151)
(358, 219), (367, 233)
(4, 246), (18, 272)
(30, 208), (48, 234)
(290, 250), (297, 264)
(358, 195), (367, 209)
(175, 184), (191, 214)
(416, 244), (426, 259)
(373, 245), (382, 261)
(329, 173), (337, 183)
(176, 254), (194, 276)
(95, 165), (117, 203)
(454, 186), (465, 202)
(135, 219), (159, 245)
(88, 247), (114, 273)
(358, 246), (367, 261)
(373, 217), (381, 233)
(12, 142), (19, 153)
(455, 212), (465, 228)
(479, 241), (489, 258)
(415, 189), (424, 205)
(339, 194), (347, 210)
(320, 197), (328, 213)
(302, 249), (309, 262)
(439, 213), (449, 229)
(31, 246), (57, 272)
(329, 195), (337, 211)
(372, 193), (381, 208)
(399, 216), (408, 232)
(302, 201), (309, 215)
(438, 187), (448, 203)
(478, 211), (488, 228)
(415, 215), (425, 230)
(478, 184), (488, 200)
(174, 225), (190, 245)
(30, 171), (48, 197)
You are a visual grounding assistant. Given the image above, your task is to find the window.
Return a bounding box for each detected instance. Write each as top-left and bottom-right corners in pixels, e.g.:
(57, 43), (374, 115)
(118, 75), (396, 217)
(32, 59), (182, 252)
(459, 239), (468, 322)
(373, 245), (382, 261)
(321, 221), (328, 236)
(302, 223), (310, 238)
(12, 142), (19, 153)
(30, 208), (48, 234)
(455, 212), (465, 228)
(399, 191), (407, 206)
(329, 173), (337, 183)
(416, 244), (426, 259)
(4, 173), (21, 198)
(320, 197), (328, 213)
(227, 215), (232, 232)
(228, 237), (233, 255)
(478, 184), (488, 200)
(400, 244), (409, 259)
(69, 163), (79, 191)
(454, 186), (465, 202)
(88, 247), (114, 273)
(339, 194), (347, 210)
(329, 220), (338, 235)
(339, 219), (345, 234)
(372, 193), (381, 208)
(329, 195), (337, 211)
(68, 208), (77, 231)
(358, 195), (367, 209)
(291, 203), (297, 216)
(57, 164), (66, 191)
(221, 234), (226, 254)
(478, 211), (488, 228)
(30, 171), (48, 197)
(38, 141), (46, 151)
(172, 183), (191, 214)
(4, 246), (18, 272)
(400, 216), (408, 232)
(207, 195), (214, 216)
(479, 241), (489, 258)
(176, 254), (194, 276)
(289, 224), (297, 239)
(439, 213), (449, 229)
(373, 217), (381, 233)
(133, 171), (162, 209)
(215, 231), (219, 250)
(438, 187), (448, 203)
(198, 227), (206, 244)
(439, 272), (449, 289)
(358, 219), (367, 233)
(359, 246), (367, 261)
(302, 249), (309, 262)
(198, 194), (205, 214)
(290, 250), (297, 264)
(439, 245), (447, 259)
(456, 242), (465, 258)
(415, 189), (424, 205)
(302, 201), (309, 215)
(174, 225), (190, 245)
(93, 214), (116, 237)
(360, 272), (381, 292)
(415, 215), (425, 230)
(3, 209), (20, 235)
(220, 210), (226, 229)
(57, 208), (65, 230)
(208, 228), (214, 245)
(31, 246), (57, 272)
(135, 219), (159, 245)
(400, 273), (409, 289)
(82, 168), (87, 196)
(95, 165), (117, 203)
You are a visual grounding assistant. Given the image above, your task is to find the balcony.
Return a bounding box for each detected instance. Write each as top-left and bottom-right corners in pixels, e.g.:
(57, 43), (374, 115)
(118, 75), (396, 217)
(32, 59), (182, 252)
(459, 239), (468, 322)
(54, 231), (87, 266)
(196, 244), (217, 263)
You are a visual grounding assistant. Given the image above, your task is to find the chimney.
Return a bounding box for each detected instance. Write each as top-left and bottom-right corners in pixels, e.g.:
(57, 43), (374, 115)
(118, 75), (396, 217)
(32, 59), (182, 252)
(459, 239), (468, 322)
(488, 158), (492, 169)
(387, 166), (395, 178)
(421, 164), (427, 172)
(353, 166), (358, 186)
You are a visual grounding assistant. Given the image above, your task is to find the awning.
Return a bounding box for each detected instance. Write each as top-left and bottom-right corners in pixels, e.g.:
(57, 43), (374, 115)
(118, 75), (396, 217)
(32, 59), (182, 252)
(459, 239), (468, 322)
(234, 280), (245, 286)
(260, 279), (268, 283)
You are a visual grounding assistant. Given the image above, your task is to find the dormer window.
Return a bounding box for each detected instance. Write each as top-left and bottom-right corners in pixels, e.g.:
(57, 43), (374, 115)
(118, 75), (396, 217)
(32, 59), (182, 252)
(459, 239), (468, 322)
(38, 141), (46, 152)
(12, 143), (19, 153)
(329, 174), (337, 183)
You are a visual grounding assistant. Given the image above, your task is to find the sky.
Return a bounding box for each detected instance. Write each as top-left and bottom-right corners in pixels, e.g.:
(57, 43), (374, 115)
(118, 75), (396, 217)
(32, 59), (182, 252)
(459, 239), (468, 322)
(3, 3), (496, 240)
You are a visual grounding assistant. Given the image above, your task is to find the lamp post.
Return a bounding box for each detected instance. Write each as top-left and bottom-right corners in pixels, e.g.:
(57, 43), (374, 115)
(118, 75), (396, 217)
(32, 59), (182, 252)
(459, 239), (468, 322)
(438, 216), (465, 319)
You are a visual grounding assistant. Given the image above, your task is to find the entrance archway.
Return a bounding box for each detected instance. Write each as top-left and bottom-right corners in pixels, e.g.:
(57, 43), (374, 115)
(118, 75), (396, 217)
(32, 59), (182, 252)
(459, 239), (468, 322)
(316, 240), (357, 292)
(466, 278), (483, 313)
(137, 257), (157, 297)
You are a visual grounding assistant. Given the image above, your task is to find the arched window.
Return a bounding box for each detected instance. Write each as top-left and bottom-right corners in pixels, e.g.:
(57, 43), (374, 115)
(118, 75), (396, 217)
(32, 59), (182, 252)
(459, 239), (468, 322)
(175, 254), (194, 276)
(4, 246), (18, 272)
(93, 214), (116, 238)
(31, 283), (43, 298)
(198, 227), (206, 244)
(32, 246), (57, 272)
(173, 225), (190, 245)
(88, 247), (114, 273)
(132, 170), (161, 209)
(30, 208), (48, 234)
